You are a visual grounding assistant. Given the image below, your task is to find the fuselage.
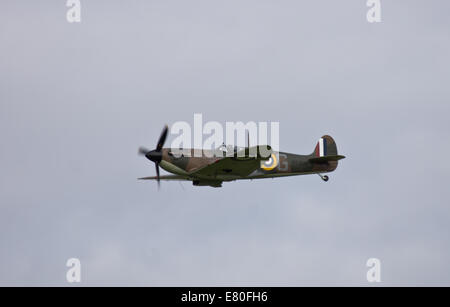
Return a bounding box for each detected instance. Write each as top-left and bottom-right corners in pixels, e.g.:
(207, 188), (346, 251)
(158, 148), (338, 182)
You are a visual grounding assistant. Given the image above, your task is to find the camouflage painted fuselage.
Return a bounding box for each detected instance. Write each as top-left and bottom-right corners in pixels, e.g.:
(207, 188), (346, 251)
(157, 135), (343, 188)
(159, 149), (338, 180)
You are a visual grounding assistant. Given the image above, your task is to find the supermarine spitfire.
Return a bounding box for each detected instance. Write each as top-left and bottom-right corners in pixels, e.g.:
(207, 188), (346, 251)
(138, 126), (345, 188)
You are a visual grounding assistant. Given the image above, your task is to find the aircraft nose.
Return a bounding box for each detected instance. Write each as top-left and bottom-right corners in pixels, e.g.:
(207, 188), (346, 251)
(145, 150), (162, 163)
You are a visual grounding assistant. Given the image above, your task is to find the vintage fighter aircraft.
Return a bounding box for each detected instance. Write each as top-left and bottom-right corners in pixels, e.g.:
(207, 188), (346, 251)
(138, 126), (345, 188)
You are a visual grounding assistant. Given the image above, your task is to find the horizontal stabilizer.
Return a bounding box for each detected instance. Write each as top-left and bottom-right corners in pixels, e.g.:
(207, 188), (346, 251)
(309, 155), (346, 163)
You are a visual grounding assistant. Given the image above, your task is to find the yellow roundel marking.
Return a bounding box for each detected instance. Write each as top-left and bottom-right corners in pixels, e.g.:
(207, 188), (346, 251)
(261, 153), (278, 171)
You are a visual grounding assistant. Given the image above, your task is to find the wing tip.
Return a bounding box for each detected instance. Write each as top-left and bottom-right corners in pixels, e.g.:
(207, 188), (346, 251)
(138, 177), (156, 180)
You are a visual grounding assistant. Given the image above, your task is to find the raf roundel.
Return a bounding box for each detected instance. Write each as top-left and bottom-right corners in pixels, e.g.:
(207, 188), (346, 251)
(261, 153), (278, 171)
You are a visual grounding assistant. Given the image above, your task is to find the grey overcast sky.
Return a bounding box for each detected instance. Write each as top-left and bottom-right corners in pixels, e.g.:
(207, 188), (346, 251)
(1, 0), (450, 286)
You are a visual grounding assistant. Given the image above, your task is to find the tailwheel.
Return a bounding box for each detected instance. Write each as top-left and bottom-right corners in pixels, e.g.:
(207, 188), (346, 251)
(318, 174), (329, 182)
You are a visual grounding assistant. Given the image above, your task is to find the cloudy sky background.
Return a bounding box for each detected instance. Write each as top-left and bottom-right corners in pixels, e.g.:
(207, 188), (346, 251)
(1, 0), (450, 286)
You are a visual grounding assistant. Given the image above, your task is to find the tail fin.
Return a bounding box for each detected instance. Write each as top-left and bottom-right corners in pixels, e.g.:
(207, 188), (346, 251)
(310, 135), (345, 163)
(313, 135), (337, 157)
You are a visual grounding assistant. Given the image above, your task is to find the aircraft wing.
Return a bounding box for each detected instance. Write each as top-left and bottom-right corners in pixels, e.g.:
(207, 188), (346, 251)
(190, 146), (272, 178)
(138, 175), (189, 181)
(189, 157), (262, 178)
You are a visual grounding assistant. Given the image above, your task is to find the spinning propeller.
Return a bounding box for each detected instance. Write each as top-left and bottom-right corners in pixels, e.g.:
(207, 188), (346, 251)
(138, 125), (169, 188)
